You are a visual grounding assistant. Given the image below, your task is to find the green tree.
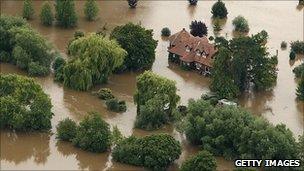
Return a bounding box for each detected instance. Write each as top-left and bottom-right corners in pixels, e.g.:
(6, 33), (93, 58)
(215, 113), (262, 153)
(298, 134), (304, 170)
(23, 0), (34, 20)
(55, 0), (77, 28)
(0, 74), (53, 131)
(72, 112), (111, 152)
(290, 41), (304, 54)
(56, 118), (77, 141)
(134, 71), (180, 130)
(127, 0), (138, 8)
(105, 98), (127, 112)
(84, 0), (99, 21)
(293, 63), (304, 78)
(161, 27), (171, 37)
(180, 150), (217, 171)
(211, 47), (239, 99)
(232, 16), (249, 33)
(95, 88), (114, 100)
(52, 54), (66, 82)
(296, 78), (304, 101)
(189, 20), (208, 37)
(40, 2), (54, 26)
(110, 23), (158, 71)
(211, 0), (228, 19)
(63, 34), (127, 91)
(112, 134), (181, 170)
(188, 0), (198, 5)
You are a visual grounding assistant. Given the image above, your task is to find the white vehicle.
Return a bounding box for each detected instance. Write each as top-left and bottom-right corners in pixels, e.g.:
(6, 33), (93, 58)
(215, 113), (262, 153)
(217, 99), (237, 107)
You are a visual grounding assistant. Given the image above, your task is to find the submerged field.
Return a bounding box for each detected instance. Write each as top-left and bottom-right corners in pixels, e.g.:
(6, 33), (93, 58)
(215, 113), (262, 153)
(0, 1), (303, 170)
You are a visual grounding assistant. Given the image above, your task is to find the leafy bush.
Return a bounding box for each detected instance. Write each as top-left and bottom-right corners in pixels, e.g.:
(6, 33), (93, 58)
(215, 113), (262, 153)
(188, 0), (198, 5)
(110, 23), (158, 71)
(0, 74), (53, 131)
(134, 71), (180, 130)
(290, 41), (304, 54)
(55, 0), (77, 28)
(293, 63), (304, 78)
(40, 2), (54, 26)
(296, 78), (304, 101)
(112, 134), (181, 170)
(189, 20), (208, 37)
(211, 0), (228, 19)
(56, 118), (77, 141)
(161, 27), (171, 36)
(232, 16), (249, 33)
(84, 0), (99, 21)
(180, 150), (217, 171)
(0, 16), (54, 76)
(290, 51), (296, 60)
(63, 34), (127, 91)
(72, 112), (111, 152)
(281, 41), (287, 49)
(128, 0), (138, 8)
(23, 0), (34, 20)
(105, 98), (127, 112)
(182, 99), (298, 160)
(96, 88), (114, 100)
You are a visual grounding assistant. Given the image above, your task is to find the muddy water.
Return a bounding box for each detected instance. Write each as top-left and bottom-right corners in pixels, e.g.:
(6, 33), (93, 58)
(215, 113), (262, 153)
(0, 1), (303, 170)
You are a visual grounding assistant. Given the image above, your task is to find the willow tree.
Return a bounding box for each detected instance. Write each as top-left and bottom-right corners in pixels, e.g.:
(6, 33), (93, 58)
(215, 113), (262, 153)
(63, 34), (127, 91)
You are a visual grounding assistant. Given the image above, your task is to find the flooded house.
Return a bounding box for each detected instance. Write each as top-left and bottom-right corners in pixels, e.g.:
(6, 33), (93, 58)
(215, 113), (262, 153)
(168, 28), (217, 75)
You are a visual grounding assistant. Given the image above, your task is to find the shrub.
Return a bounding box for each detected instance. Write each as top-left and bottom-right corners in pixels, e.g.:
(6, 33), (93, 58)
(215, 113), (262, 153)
(189, 20), (208, 37)
(96, 88), (114, 100)
(180, 150), (217, 171)
(211, 0), (228, 19)
(296, 78), (304, 101)
(112, 134), (181, 170)
(128, 0), (138, 8)
(55, 0), (77, 28)
(182, 99), (298, 160)
(161, 27), (171, 37)
(0, 51), (11, 62)
(84, 0), (99, 21)
(72, 112), (111, 152)
(13, 46), (30, 70)
(232, 15), (249, 33)
(105, 98), (127, 112)
(56, 118), (77, 141)
(23, 0), (34, 20)
(290, 41), (304, 54)
(188, 0), (198, 5)
(281, 41), (287, 49)
(110, 23), (158, 71)
(290, 51), (296, 60)
(293, 63), (304, 78)
(40, 2), (54, 26)
(28, 62), (50, 76)
(52, 55), (66, 71)
(209, 36), (214, 41)
(0, 74), (53, 131)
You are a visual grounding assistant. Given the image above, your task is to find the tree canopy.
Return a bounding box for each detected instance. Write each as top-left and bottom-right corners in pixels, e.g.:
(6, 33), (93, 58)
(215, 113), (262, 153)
(180, 150), (217, 171)
(0, 15), (54, 76)
(232, 16), (249, 33)
(61, 33), (127, 91)
(84, 0), (99, 21)
(55, 0), (77, 28)
(181, 99), (298, 160)
(134, 71), (180, 130)
(211, 31), (277, 99)
(23, 0), (34, 20)
(40, 1), (54, 26)
(112, 133), (181, 170)
(0, 74), (53, 131)
(189, 20), (208, 37)
(211, 0), (228, 19)
(110, 23), (158, 71)
(127, 0), (138, 8)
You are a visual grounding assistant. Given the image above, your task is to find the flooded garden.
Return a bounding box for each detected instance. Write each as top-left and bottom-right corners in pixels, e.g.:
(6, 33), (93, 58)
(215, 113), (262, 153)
(1, 1), (303, 170)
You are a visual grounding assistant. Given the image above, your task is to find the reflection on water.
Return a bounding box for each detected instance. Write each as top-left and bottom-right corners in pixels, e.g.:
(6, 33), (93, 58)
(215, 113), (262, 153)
(1, 0), (303, 170)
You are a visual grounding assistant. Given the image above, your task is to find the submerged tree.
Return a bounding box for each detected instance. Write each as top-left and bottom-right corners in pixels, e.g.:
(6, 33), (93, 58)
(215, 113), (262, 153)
(189, 20), (208, 37)
(296, 78), (304, 101)
(40, 1), (54, 26)
(134, 71), (180, 130)
(127, 0), (138, 8)
(211, 0), (228, 19)
(232, 15), (249, 33)
(110, 23), (158, 71)
(23, 0), (34, 20)
(84, 0), (99, 21)
(181, 150), (217, 171)
(55, 0), (77, 28)
(0, 74), (53, 131)
(188, 0), (198, 5)
(63, 34), (127, 91)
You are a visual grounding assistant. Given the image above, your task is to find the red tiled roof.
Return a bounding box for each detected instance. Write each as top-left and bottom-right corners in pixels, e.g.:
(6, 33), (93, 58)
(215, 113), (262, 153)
(168, 29), (217, 67)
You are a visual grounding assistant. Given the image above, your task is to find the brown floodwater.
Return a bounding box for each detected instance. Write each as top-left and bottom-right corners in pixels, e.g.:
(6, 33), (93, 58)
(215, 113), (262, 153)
(0, 1), (303, 170)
